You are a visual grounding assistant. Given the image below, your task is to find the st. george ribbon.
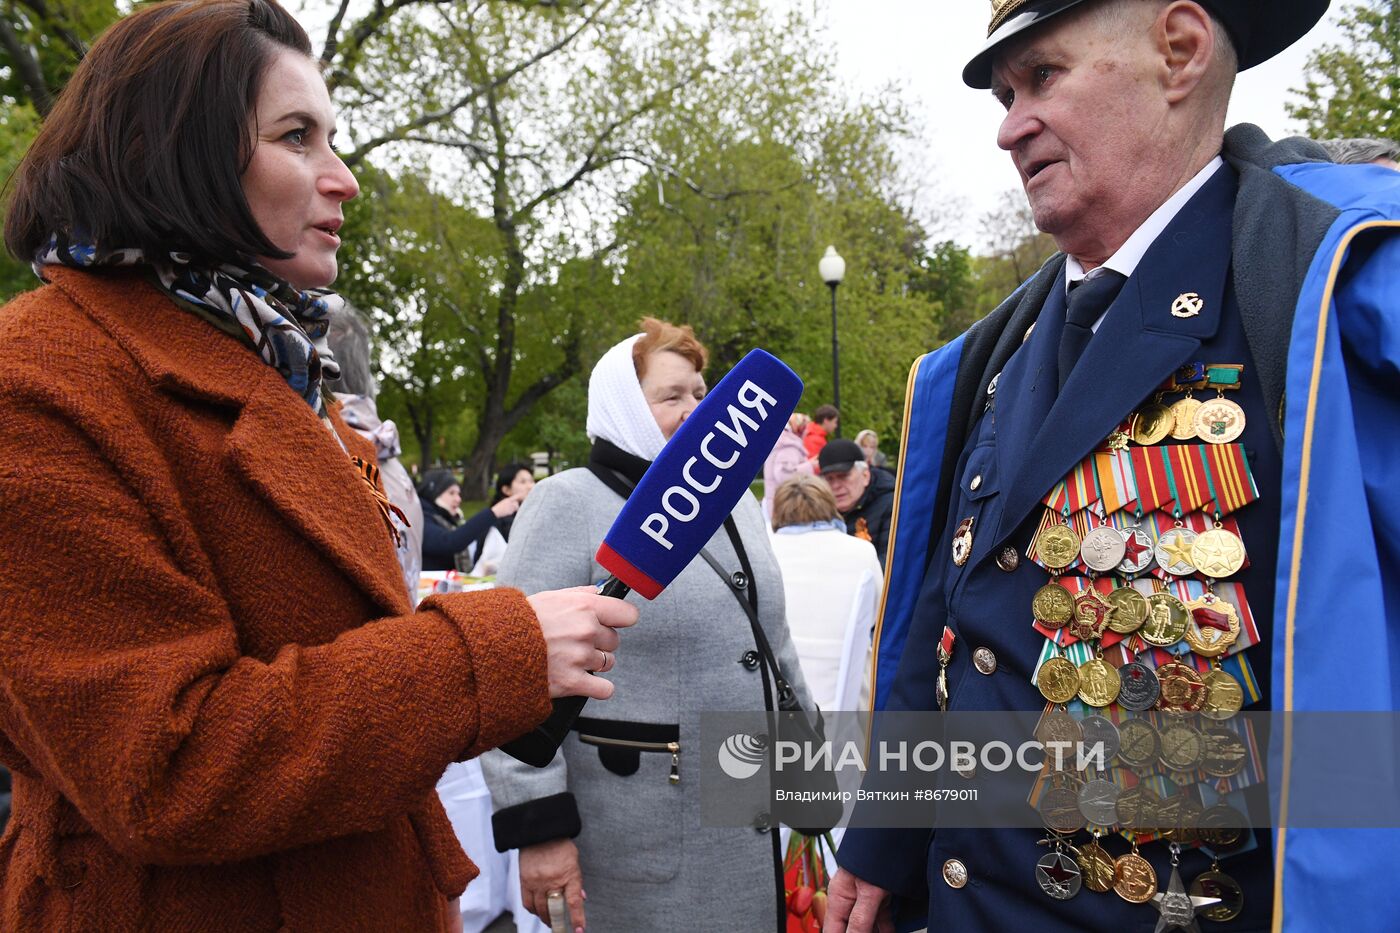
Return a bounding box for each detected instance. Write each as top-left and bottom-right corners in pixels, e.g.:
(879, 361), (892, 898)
(500, 348), (804, 767)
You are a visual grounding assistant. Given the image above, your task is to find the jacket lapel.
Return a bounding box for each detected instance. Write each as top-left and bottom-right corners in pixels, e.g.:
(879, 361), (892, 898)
(226, 386), (412, 616)
(994, 164), (1239, 542)
(51, 268), (410, 616)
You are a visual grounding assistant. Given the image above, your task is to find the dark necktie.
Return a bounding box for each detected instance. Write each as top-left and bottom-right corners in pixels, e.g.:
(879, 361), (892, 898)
(1057, 269), (1127, 391)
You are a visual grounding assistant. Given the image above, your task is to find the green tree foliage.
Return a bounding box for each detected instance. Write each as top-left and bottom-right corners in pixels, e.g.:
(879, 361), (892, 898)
(1289, 0), (1399, 140)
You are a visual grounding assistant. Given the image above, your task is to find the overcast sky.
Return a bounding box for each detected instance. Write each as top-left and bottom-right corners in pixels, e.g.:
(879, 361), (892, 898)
(812, 0), (1346, 247)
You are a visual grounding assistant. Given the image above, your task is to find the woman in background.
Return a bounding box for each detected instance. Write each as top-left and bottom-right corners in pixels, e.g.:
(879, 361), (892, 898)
(481, 319), (813, 932)
(768, 474), (883, 713)
(419, 469), (525, 572)
(854, 428), (890, 472)
(469, 462), (536, 575)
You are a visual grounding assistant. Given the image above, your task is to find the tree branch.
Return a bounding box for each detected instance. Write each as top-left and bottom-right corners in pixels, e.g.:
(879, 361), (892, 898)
(0, 14), (51, 114)
(339, 0), (613, 167)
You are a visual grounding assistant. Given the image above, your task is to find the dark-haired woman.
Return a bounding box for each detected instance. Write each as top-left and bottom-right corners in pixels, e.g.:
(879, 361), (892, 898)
(468, 462), (536, 575)
(0, 1), (634, 929)
(418, 469), (525, 573)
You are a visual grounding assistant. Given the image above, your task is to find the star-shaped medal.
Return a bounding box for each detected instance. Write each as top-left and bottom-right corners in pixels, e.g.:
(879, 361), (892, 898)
(1152, 864), (1221, 933)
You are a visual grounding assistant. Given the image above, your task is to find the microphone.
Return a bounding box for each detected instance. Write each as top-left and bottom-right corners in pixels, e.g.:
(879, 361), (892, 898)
(500, 348), (803, 766)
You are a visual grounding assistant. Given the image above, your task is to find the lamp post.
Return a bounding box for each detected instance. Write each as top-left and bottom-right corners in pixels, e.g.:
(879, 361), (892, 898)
(819, 245), (846, 431)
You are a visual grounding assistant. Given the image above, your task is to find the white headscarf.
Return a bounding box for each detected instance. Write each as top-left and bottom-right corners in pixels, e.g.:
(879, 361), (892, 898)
(586, 333), (668, 461)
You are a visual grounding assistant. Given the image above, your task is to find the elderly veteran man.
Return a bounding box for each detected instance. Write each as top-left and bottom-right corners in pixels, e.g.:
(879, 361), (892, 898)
(826, 1), (1400, 932)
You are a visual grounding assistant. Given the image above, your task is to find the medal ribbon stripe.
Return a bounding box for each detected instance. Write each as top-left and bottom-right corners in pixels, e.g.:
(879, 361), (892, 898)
(1165, 444), (1209, 513)
(1131, 445), (1172, 513)
(1042, 479), (1070, 513)
(1096, 449), (1136, 517)
(1204, 443), (1258, 514)
(1065, 457), (1101, 515)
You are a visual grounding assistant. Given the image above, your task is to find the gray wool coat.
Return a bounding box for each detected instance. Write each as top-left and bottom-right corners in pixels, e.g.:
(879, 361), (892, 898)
(480, 467), (814, 932)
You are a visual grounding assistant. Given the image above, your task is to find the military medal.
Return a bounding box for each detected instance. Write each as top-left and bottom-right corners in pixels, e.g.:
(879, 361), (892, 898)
(1132, 401), (1175, 446)
(1080, 714), (1121, 763)
(1037, 654), (1081, 704)
(1168, 362), (1208, 441)
(1078, 776), (1121, 828)
(1036, 846), (1083, 900)
(1113, 845), (1158, 904)
(1162, 795), (1203, 845)
(1070, 588), (1114, 641)
(1183, 591), (1241, 656)
(952, 517), (975, 566)
(1201, 728), (1248, 778)
(1141, 592), (1190, 647)
(1194, 397), (1246, 444)
(1037, 522), (1082, 571)
(1194, 365), (1247, 444)
(1201, 668), (1244, 720)
(1197, 805), (1248, 853)
(1157, 660), (1208, 711)
(1190, 526), (1246, 578)
(1076, 834), (1116, 893)
(1032, 581), (1076, 629)
(1077, 656), (1121, 707)
(1117, 660), (1161, 711)
(1155, 527), (1198, 576)
(1152, 844), (1221, 933)
(1080, 525), (1127, 572)
(1035, 708), (1084, 753)
(1190, 864), (1244, 922)
(936, 626), (955, 711)
(1106, 585), (1150, 634)
(1039, 773), (1084, 834)
(1115, 782), (1159, 831)
(1118, 525), (1155, 574)
(1117, 717), (1161, 769)
(1158, 721), (1206, 772)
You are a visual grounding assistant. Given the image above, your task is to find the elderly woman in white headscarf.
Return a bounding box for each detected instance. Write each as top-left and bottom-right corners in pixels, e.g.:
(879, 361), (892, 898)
(480, 319), (813, 933)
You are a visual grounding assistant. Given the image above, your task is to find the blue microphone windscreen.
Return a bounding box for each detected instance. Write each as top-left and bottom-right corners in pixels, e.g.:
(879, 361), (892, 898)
(596, 349), (803, 598)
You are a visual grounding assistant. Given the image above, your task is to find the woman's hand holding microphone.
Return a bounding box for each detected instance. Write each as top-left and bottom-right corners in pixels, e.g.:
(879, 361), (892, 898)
(527, 586), (636, 700)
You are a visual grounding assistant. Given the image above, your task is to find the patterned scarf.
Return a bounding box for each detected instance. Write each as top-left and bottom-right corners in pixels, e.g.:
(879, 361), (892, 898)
(36, 235), (343, 416)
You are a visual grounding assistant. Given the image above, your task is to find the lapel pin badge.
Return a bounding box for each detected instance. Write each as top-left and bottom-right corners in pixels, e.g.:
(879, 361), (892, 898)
(1171, 292), (1204, 318)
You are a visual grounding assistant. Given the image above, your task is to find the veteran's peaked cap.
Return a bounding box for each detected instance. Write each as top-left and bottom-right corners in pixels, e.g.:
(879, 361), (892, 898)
(963, 0), (1331, 89)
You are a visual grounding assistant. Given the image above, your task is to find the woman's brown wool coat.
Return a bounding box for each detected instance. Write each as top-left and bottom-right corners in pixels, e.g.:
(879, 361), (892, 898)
(0, 268), (552, 930)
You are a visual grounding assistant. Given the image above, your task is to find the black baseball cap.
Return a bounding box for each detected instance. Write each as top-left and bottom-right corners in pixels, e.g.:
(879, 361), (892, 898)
(818, 439), (866, 475)
(963, 0), (1330, 88)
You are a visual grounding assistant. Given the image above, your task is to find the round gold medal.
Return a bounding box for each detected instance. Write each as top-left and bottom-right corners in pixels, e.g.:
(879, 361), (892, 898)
(1032, 582), (1075, 629)
(1140, 593), (1189, 647)
(1035, 709), (1084, 752)
(1077, 658), (1121, 707)
(1162, 794), (1203, 844)
(1202, 727), (1248, 778)
(1105, 586), (1150, 634)
(1198, 805), (1248, 852)
(1191, 527), (1247, 578)
(1037, 524), (1081, 570)
(1116, 717), (1160, 769)
(1158, 721), (1206, 771)
(1037, 656), (1081, 704)
(1194, 397), (1246, 444)
(1157, 660), (1207, 711)
(1115, 783), (1158, 830)
(1184, 593), (1241, 657)
(1191, 869), (1245, 922)
(1169, 396), (1202, 440)
(1131, 402), (1174, 446)
(1076, 841), (1115, 893)
(1201, 669), (1245, 720)
(1112, 853), (1158, 904)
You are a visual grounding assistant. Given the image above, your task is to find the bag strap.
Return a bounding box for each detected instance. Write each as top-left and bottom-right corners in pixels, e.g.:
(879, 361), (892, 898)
(699, 519), (800, 712)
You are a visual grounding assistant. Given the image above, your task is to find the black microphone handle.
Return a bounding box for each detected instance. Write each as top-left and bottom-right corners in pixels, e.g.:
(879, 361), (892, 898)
(498, 575), (633, 767)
